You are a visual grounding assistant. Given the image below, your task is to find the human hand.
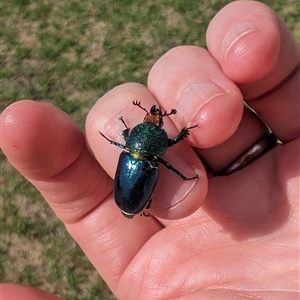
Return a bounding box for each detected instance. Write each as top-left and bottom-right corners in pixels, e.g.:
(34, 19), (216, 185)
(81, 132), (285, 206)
(1, 1), (299, 299)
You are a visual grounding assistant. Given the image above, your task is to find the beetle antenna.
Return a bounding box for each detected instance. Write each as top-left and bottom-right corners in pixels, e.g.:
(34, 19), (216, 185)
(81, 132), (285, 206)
(133, 100), (148, 113)
(162, 108), (177, 117)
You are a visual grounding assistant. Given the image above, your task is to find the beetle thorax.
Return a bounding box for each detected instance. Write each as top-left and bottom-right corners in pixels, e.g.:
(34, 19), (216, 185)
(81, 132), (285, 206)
(125, 123), (168, 157)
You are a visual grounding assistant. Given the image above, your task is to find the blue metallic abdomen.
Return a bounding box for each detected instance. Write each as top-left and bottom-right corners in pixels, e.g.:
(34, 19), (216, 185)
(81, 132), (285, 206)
(114, 151), (159, 215)
(125, 123), (168, 156)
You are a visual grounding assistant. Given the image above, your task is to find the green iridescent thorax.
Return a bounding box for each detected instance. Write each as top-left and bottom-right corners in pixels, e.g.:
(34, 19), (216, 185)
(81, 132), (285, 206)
(125, 122), (168, 157)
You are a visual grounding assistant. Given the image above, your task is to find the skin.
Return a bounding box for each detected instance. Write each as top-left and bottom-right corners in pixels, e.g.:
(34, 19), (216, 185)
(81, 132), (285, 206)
(1, 1), (299, 299)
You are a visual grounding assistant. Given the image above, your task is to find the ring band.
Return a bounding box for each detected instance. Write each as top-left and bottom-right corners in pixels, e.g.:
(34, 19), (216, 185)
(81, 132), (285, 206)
(218, 133), (278, 176)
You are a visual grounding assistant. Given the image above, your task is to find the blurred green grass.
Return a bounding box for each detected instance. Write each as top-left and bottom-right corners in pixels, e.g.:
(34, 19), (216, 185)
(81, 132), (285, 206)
(0, 0), (299, 299)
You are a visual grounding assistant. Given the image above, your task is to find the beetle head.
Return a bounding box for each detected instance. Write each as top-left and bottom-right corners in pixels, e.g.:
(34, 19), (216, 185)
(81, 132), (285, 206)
(143, 105), (163, 127)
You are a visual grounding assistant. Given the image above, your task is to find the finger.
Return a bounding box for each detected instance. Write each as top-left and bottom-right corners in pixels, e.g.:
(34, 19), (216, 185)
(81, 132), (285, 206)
(0, 101), (161, 294)
(200, 107), (269, 172)
(148, 46), (266, 172)
(148, 46), (244, 149)
(207, 1), (300, 143)
(85, 83), (207, 219)
(0, 100), (110, 223)
(0, 283), (62, 300)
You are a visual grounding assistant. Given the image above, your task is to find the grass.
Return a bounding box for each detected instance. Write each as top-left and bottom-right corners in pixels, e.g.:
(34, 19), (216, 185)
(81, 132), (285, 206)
(0, 0), (299, 299)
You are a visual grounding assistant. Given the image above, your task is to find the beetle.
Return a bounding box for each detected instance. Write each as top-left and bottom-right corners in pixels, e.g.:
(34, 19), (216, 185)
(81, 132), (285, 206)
(99, 101), (198, 219)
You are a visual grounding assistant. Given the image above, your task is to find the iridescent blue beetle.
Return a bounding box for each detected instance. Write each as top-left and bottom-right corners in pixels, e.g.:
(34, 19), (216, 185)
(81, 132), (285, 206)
(100, 101), (198, 218)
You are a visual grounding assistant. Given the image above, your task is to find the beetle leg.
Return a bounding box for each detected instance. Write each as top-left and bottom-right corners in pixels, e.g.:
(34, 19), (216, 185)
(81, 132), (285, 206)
(121, 128), (130, 140)
(99, 132), (126, 149)
(140, 198), (152, 217)
(119, 116), (129, 129)
(133, 100), (149, 113)
(119, 117), (130, 140)
(141, 211), (152, 217)
(157, 157), (198, 180)
(168, 124), (198, 147)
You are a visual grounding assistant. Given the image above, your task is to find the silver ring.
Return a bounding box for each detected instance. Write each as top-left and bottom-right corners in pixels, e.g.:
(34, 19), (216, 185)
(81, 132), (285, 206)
(218, 133), (278, 176)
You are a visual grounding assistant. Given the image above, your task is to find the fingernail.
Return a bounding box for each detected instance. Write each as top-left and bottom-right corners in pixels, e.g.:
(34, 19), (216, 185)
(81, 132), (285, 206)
(177, 82), (226, 126)
(222, 22), (260, 59)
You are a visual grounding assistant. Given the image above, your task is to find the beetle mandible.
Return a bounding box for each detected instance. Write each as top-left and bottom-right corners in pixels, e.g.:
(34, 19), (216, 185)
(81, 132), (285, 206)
(99, 101), (198, 219)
